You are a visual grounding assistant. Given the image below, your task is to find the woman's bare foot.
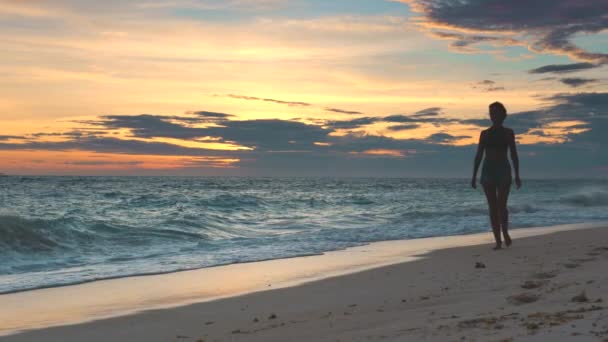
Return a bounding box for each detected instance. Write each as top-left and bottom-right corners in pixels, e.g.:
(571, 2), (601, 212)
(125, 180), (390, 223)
(504, 234), (512, 247)
(493, 242), (502, 250)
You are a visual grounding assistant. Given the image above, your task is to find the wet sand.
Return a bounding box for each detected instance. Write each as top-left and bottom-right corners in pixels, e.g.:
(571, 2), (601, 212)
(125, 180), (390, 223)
(2, 222), (608, 341)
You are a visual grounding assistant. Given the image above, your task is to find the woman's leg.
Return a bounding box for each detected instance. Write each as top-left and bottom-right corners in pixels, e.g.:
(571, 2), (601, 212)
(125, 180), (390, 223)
(483, 183), (501, 249)
(497, 183), (512, 246)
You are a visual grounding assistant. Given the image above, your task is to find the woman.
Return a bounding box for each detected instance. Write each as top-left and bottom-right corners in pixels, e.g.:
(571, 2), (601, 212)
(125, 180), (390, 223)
(471, 102), (521, 250)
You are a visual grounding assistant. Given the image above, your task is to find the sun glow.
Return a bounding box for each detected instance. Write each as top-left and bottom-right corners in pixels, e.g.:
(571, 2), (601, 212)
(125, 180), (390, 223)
(0, 150), (240, 174)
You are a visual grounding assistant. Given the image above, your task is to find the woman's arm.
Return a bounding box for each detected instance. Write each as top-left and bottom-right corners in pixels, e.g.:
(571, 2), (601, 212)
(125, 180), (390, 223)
(508, 129), (521, 189)
(471, 131), (485, 189)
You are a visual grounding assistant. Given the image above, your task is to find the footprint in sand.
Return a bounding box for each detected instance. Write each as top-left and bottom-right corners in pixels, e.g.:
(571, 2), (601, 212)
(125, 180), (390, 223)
(521, 280), (547, 289)
(507, 292), (541, 305)
(562, 263), (581, 269)
(571, 290), (589, 303)
(532, 271), (558, 280)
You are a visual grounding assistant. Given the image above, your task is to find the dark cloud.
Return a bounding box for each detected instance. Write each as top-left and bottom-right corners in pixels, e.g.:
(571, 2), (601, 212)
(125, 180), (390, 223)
(471, 80), (505, 92)
(30, 132), (68, 138)
(326, 117), (379, 129)
(219, 94), (311, 107)
(529, 62), (599, 74)
(407, 0), (608, 63)
(430, 31), (519, 53)
(2, 92), (608, 177)
(95, 114), (206, 139)
(467, 111), (544, 135)
(383, 114), (417, 123)
(185, 111), (234, 119)
(327, 110), (457, 130)
(324, 107), (364, 115)
(85, 115), (331, 151)
(548, 92), (608, 114)
(328, 133), (421, 153)
(387, 124), (421, 131)
(463, 92), (608, 136)
(30, 130), (107, 139)
(412, 107), (442, 117)
(384, 114), (457, 124)
(0, 135), (24, 141)
(205, 119), (329, 150)
(486, 86), (505, 91)
(560, 78), (599, 88)
(425, 133), (469, 143)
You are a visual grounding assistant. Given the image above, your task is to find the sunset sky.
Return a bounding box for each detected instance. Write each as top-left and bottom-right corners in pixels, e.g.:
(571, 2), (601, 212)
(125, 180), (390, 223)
(1, 0), (607, 177)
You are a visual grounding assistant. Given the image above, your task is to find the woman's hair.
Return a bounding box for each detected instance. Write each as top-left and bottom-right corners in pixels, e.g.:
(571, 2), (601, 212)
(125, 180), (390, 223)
(489, 101), (507, 123)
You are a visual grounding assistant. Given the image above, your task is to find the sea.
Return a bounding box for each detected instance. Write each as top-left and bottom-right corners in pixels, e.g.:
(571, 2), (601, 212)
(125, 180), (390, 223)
(1, 176), (607, 294)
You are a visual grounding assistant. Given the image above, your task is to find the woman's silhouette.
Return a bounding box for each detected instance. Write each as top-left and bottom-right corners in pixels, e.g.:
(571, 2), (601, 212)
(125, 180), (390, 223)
(471, 102), (521, 250)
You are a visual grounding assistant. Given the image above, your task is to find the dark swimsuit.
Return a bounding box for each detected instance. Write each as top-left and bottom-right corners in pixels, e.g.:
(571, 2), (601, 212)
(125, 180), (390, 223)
(480, 128), (512, 187)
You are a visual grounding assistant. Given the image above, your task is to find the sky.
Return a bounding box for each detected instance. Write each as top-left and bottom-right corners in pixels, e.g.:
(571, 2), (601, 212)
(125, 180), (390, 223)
(0, 0), (607, 177)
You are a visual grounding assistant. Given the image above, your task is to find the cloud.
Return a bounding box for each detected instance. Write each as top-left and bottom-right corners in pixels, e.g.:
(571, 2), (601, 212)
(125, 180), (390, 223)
(324, 107), (364, 115)
(425, 133), (469, 143)
(560, 78), (599, 88)
(85, 115), (331, 151)
(429, 31), (520, 54)
(384, 114), (457, 124)
(220, 95), (364, 115)
(528, 62), (599, 74)
(401, 0), (608, 63)
(326, 117), (379, 129)
(471, 80), (505, 92)
(185, 111), (234, 119)
(457, 92), (608, 149)
(1, 92), (607, 177)
(327, 108), (456, 130)
(219, 94), (311, 107)
(412, 107), (442, 117)
(387, 124), (421, 131)
(89, 114), (207, 139)
(0, 135), (24, 141)
(542, 92), (607, 114)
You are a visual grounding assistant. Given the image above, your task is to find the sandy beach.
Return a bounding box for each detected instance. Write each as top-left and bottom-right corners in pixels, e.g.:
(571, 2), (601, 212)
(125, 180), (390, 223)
(2, 222), (608, 342)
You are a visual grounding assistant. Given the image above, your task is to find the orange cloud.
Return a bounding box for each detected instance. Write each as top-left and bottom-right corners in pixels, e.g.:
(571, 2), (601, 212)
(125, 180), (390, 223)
(350, 149), (412, 158)
(518, 120), (591, 145)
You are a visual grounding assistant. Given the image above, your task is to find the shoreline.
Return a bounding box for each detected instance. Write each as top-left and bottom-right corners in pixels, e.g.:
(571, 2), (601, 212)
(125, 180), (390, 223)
(3, 221), (605, 297)
(1, 221), (608, 341)
(0, 252), (328, 296)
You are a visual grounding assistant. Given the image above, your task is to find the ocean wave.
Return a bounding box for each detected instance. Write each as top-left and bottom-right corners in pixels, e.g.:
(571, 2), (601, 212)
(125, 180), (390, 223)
(348, 196), (375, 205)
(0, 214), (208, 257)
(0, 215), (64, 253)
(2, 177), (608, 294)
(195, 193), (266, 209)
(560, 190), (608, 207)
(509, 203), (540, 213)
